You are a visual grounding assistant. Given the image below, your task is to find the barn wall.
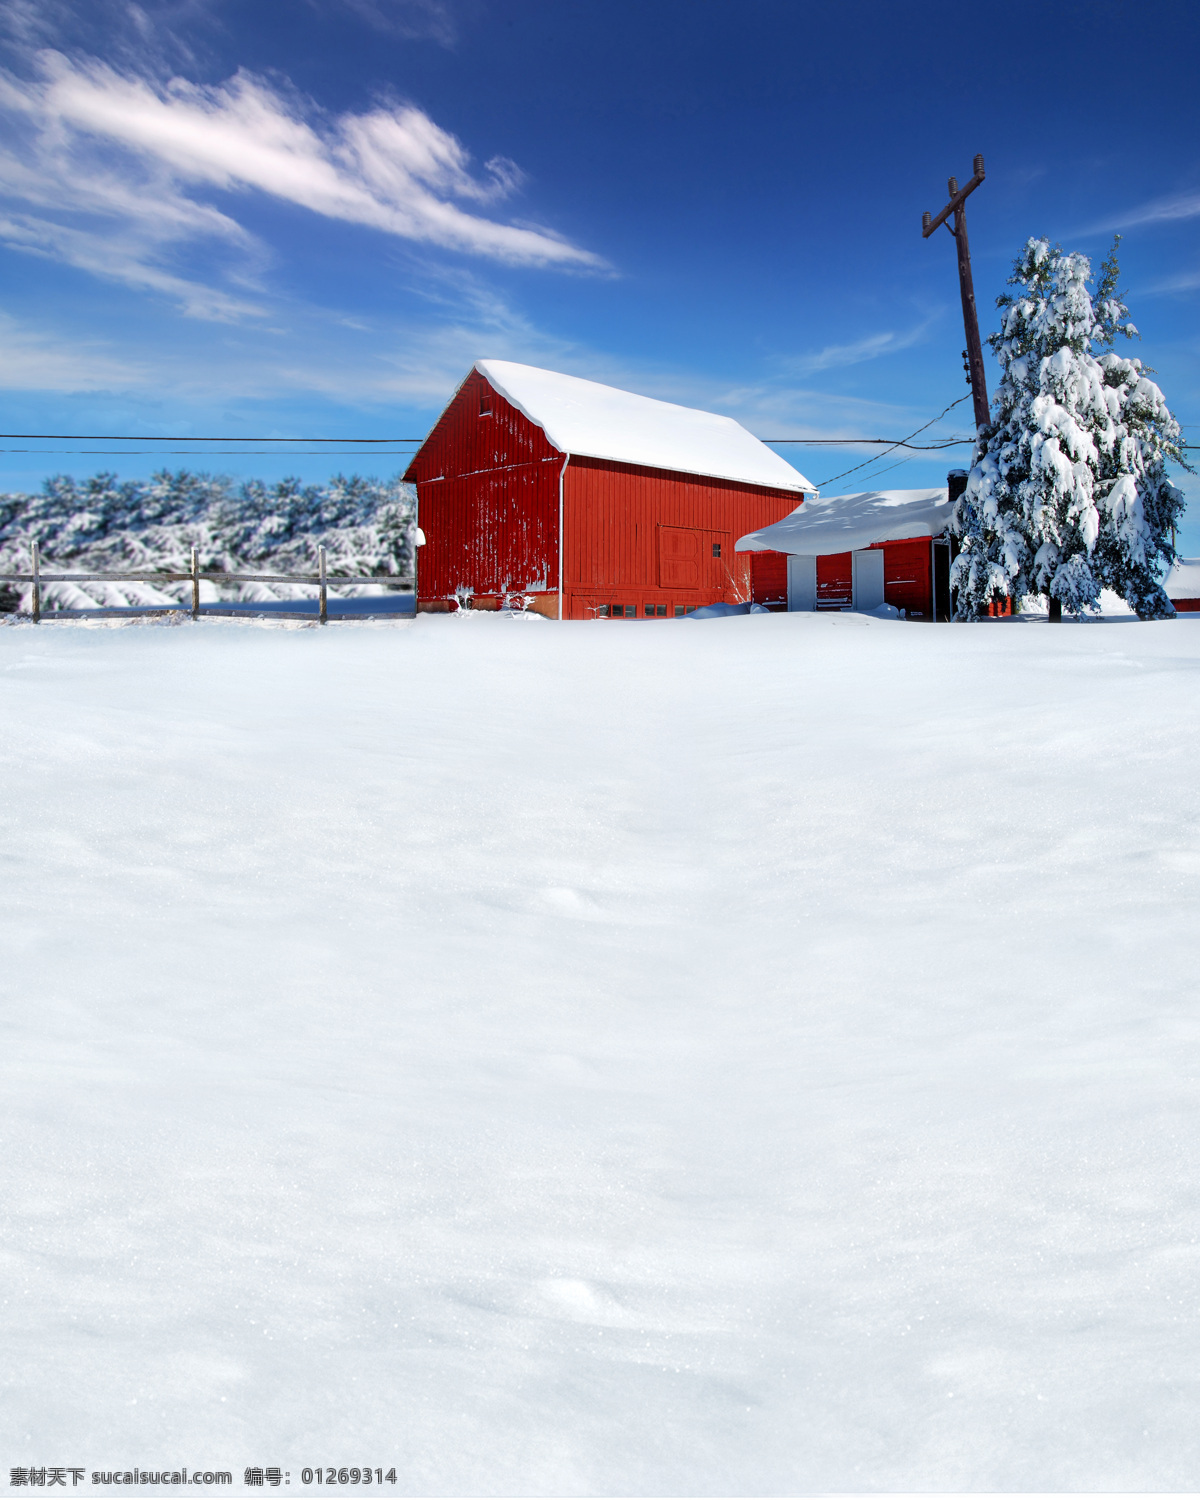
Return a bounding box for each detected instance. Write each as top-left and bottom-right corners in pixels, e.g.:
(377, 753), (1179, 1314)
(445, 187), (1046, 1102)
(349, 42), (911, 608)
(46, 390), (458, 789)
(406, 370), (563, 607)
(562, 457), (799, 619)
(873, 538), (934, 619)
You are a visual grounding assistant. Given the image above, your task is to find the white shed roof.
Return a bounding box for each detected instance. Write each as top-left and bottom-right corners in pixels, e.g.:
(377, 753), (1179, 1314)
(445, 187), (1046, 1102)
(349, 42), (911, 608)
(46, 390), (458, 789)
(736, 487), (954, 556)
(476, 360), (813, 493)
(1165, 558), (1200, 600)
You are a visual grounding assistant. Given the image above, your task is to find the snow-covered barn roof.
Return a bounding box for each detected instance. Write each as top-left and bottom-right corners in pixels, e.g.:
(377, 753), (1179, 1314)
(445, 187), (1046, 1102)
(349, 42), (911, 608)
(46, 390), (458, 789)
(736, 487), (954, 556)
(476, 360), (814, 494)
(1165, 558), (1200, 600)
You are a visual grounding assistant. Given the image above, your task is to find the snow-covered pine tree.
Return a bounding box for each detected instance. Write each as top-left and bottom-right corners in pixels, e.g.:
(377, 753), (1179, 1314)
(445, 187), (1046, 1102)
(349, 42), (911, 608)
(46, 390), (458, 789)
(952, 237), (1188, 619)
(0, 469), (417, 611)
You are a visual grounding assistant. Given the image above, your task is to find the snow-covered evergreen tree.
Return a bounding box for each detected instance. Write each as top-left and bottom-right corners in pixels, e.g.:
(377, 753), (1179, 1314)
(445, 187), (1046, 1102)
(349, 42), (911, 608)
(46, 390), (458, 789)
(952, 237), (1188, 619)
(0, 469), (417, 612)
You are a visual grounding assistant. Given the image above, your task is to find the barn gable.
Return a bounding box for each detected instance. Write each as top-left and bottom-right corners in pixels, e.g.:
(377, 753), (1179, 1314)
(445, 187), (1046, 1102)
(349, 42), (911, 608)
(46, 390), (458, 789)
(405, 368), (565, 611)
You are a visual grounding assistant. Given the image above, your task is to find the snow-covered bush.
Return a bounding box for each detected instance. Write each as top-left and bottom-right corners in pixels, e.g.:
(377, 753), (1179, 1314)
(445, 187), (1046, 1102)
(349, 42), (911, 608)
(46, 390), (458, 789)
(0, 470), (416, 611)
(952, 238), (1188, 619)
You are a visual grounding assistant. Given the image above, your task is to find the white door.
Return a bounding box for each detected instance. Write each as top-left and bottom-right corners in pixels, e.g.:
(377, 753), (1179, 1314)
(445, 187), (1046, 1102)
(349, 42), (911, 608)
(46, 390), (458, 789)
(787, 554), (817, 611)
(852, 549), (884, 612)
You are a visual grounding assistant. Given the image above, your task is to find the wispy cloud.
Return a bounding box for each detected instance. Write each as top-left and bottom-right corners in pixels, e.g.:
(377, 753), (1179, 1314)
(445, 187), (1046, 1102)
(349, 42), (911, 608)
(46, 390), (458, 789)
(1091, 188), (1200, 234)
(780, 321), (934, 376)
(0, 50), (603, 319)
(332, 0), (460, 45)
(0, 310), (144, 389)
(1141, 267), (1200, 296)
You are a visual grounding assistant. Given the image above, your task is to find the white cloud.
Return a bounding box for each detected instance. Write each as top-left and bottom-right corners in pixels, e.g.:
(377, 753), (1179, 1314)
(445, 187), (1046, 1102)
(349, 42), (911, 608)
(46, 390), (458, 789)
(0, 50), (602, 319)
(0, 209), (265, 320)
(1093, 189), (1200, 234)
(1142, 267), (1200, 296)
(333, 0), (459, 45)
(782, 321), (934, 376)
(0, 311), (144, 389)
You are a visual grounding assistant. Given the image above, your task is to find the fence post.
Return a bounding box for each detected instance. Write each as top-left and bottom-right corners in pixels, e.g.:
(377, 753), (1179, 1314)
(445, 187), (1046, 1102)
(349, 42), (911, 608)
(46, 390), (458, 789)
(318, 546), (327, 626)
(191, 547), (200, 621)
(31, 539), (40, 624)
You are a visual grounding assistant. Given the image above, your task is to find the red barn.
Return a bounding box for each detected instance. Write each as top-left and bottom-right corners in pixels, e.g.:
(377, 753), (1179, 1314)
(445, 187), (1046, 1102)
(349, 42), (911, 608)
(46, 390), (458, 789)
(405, 361), (814, 618)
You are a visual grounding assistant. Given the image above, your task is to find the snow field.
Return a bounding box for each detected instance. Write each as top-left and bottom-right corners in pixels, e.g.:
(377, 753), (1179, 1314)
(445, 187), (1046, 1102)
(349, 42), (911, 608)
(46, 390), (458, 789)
(2, 610), (1200, 1493)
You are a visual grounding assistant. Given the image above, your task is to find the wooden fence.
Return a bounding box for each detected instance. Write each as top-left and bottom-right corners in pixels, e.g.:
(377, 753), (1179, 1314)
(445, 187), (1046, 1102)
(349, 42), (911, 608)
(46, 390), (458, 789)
(0, 544), (410, 624)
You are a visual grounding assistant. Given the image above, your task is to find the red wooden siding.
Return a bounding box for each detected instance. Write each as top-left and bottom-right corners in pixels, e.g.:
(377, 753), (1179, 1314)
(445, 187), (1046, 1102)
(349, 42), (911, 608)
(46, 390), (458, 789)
(873, 538), (933, 619)
(406, 370), (563, 606)
(749, 550), (788, 610)
(561, 456), (798, 619)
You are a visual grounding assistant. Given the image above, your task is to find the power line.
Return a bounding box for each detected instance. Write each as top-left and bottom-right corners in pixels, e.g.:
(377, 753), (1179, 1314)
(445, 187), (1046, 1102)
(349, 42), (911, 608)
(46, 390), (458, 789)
(763, 437), (972, 448)
(0, 410), (1192, 469)
(815, 394), (973, 487)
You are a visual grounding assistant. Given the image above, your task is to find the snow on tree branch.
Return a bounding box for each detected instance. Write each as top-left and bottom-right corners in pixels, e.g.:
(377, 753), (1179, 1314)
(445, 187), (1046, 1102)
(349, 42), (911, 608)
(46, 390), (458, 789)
(0, 469), (416, 613)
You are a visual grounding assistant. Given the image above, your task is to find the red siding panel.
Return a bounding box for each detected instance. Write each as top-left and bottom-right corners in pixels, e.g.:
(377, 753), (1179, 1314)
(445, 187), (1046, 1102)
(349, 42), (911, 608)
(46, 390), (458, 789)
(750, 550), (788, 610)
(406, 369), (563, 606)
(562, 457), (798, 619)
(874, 538), (933, 619)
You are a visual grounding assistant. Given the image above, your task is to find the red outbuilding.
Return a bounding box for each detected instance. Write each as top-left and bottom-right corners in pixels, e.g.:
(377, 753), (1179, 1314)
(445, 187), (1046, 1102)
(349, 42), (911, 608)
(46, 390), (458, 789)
(1164, 559), (1200, 612)
(736, 486), (959, 621)
(405, 361), (814, 618)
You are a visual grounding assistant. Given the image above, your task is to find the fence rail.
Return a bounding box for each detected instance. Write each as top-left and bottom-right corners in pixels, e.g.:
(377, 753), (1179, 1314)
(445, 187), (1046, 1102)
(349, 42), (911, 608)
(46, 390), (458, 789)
(0, 543), (411, 624)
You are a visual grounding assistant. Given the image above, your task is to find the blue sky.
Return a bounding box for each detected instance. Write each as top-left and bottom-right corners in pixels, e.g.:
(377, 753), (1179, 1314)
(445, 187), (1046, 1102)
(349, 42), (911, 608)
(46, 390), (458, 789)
(2, 0), (1198, 547)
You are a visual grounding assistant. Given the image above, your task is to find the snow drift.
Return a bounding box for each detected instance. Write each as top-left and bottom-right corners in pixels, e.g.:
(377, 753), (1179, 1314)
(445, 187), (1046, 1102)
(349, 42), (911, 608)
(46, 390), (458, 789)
(1164, 556), (1200, 601)
(3, 610), (1200, 1493)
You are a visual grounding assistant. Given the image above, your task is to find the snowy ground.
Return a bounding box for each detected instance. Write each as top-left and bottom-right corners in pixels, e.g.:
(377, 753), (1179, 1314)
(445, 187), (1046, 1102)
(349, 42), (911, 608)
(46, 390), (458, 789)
(2, 609), (1200, 1494)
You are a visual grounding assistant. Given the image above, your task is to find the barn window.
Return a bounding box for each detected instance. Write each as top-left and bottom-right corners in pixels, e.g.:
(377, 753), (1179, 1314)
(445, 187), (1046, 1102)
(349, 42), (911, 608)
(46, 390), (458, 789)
(479, 394), (492, 416)
(712, 542), (722, 558)
(596, 604), (609, 617)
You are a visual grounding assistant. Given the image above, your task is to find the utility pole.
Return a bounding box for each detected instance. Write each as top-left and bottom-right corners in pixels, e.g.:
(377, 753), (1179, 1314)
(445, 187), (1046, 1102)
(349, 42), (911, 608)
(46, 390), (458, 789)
(923, 155), (990, 433)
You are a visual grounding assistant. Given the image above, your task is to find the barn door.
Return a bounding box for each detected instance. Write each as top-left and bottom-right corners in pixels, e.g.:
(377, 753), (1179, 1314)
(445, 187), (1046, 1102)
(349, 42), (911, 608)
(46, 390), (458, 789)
(659, 526), (702, 588)
(852, 549), (885, 612)
(787, 555), (816, 610)
(659, 527), (732, 595)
